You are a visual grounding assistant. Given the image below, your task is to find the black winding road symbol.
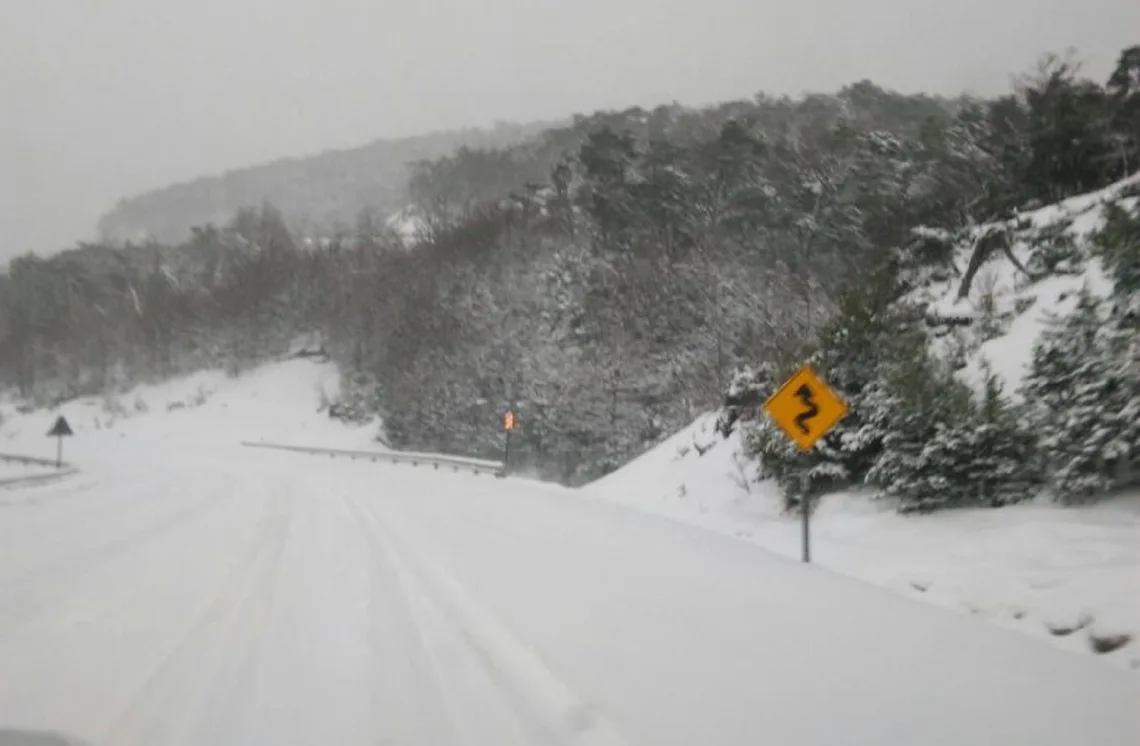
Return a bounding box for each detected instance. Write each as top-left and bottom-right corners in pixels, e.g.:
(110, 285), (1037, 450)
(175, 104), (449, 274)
(794, 384), (819, 434)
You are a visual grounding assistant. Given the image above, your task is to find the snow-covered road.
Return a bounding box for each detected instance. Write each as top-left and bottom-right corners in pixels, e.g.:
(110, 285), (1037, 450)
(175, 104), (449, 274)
(0, 443), (1137, 746)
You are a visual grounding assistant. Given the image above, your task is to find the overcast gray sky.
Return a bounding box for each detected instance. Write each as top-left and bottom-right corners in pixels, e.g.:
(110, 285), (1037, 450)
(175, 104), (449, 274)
(1, 0), (1136, 262)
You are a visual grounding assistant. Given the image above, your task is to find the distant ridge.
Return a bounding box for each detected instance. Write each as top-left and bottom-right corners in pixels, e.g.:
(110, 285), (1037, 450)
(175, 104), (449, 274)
(95, 119), (562, 244)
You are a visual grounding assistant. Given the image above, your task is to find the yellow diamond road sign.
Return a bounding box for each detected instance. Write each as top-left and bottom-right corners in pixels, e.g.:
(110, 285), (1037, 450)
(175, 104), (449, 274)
(763, 366), (849, 451)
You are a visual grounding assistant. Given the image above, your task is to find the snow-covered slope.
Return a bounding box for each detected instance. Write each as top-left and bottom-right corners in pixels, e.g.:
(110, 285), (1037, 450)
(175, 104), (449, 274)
(0, 358), (384, 462)
(588, 176), (1140, 671)
(587, 414), (1140, 671)
(922, 172), (1139, 395)
(385, 207), (427, 243)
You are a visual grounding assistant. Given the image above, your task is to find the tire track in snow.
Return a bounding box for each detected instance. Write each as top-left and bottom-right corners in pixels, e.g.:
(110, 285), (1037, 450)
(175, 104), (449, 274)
(0, 475), (157, 543)
(337, 493), (478, 746)
(0, 468), (239, 566)
(0, 472), (102, 507)
(0, 487), (231, 637)
(346, 493), (632, 746)
(94, 490), (293, 746)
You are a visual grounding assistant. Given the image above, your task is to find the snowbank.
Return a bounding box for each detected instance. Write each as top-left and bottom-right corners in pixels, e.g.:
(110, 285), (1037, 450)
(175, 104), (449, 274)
(590, 413), (782, 532)
(587, 415), (1140, 671)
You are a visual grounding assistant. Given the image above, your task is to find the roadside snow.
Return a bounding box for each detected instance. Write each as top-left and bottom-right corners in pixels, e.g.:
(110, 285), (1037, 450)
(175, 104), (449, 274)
(2, 351), (1136, 688)
(3, 361), (1135, 745)
(589, 178), (1140, 671)
(0, 358), (384, 461)
(588, 414), (1140, 671)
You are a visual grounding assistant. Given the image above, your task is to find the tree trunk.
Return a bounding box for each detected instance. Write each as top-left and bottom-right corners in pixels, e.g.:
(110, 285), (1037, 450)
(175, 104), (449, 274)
(956, 227), (1006, 300)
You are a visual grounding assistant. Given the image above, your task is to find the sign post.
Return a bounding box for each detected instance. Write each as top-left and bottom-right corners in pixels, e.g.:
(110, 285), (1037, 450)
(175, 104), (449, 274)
(762, 366), (848, 563)
(47, 415), (74, 468)
(502, 410), (516, 476)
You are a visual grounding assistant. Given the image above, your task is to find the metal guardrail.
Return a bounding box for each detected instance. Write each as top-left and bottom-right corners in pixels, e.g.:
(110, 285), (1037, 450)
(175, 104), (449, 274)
(0, 451), (78, 489)
(0, 451), (67, 468)
(241, 441), (506, 477)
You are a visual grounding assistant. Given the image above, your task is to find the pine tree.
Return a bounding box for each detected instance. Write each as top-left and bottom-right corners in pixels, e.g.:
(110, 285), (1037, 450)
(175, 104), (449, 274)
(1093, 200), (1140, 487)
(1022, 288), (1134, 501)
(862, 343), (1038, 513)
(716, 363), (777, 437)
(746, 416), (817, 511)
(967, 361), (1038, 506)
(865, 343), (975, 512)
(1093, 202), (1140, 297)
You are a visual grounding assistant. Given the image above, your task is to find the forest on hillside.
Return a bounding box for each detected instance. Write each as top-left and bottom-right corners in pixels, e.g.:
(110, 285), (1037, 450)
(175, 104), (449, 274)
(1, 45), (1138, 504)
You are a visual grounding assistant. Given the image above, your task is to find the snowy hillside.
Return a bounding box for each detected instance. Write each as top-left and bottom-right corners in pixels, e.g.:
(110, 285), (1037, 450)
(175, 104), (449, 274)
(588, 176), (1140, 671)
(0, 358), (384, 464)
(922, 172), (1140, 395)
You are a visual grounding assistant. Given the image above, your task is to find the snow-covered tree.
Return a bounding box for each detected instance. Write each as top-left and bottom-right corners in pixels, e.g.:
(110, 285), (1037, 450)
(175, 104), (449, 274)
(966, 361), (1039, 506)
(1022, 287), (1137, 501)
(864, 340), (974, 513)
(716, 363), (777, 437)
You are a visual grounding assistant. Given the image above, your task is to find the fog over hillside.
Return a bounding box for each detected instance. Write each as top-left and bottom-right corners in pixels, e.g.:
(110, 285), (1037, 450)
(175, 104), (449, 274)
(95, 120), (561, 245)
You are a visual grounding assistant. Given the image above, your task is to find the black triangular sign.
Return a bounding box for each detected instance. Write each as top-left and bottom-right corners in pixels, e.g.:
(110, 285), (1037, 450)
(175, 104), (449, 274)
(48, 416), (74, 437)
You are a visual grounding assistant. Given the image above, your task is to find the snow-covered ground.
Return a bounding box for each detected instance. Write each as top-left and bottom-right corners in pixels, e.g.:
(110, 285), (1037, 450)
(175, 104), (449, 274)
(589, 420), (1140, 672)
(587, 173), (1140, 673)
(0, 359), (1136, 745)
(0, 358), (383, 459)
